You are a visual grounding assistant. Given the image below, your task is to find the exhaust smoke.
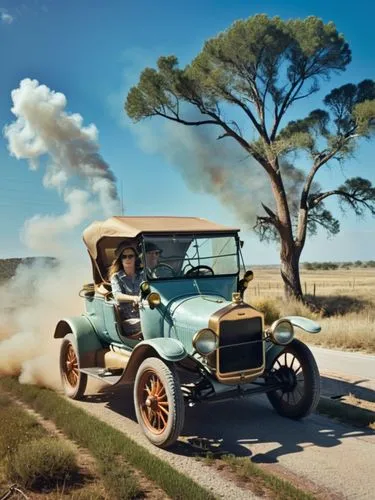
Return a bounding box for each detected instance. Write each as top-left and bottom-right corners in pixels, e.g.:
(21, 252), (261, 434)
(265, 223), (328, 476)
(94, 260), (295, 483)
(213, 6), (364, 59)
(0, 79), (120, 389)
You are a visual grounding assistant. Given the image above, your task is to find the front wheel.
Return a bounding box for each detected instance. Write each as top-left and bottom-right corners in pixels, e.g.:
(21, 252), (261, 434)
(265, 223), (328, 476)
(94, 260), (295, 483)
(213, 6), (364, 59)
(60, 333), (87, 400)
(266, 339), (320, 419)
(134, 357), (185, 448)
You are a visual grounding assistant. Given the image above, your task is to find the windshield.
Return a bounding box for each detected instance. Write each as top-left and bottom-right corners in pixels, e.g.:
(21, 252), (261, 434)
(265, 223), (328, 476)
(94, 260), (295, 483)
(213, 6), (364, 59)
(142, 234), (239, 280)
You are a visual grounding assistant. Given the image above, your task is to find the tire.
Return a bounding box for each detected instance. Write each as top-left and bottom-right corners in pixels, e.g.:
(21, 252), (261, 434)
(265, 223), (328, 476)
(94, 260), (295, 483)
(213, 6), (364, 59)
(60, 333), (87, 400)
(267, 339), (320, 419)
(134, 357), (185, 448)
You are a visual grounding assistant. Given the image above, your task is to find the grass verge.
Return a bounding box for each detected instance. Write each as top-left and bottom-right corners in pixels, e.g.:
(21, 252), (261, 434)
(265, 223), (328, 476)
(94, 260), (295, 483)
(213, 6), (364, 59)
(317, 396), (375, 429)
(198, 452), (316, 500)
(7, 437), (78, 490)
(0, 377), (214, 500)
(0, 393), (93, 497)
(223, 455), (316, 500)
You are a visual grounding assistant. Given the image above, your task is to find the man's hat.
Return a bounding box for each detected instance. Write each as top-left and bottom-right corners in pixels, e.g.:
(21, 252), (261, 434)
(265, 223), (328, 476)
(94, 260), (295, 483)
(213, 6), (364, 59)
(145, 242), (162, 253)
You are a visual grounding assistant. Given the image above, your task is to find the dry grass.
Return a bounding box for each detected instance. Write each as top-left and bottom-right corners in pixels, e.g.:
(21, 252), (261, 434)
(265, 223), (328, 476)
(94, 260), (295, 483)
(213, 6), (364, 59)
(245, 267), (375, 353)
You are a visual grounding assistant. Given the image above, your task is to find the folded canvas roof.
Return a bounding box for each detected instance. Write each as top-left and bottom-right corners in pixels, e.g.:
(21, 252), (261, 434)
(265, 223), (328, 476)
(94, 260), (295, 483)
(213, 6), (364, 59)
(83, 216), (239, 258)
(83, 216), (240, 283)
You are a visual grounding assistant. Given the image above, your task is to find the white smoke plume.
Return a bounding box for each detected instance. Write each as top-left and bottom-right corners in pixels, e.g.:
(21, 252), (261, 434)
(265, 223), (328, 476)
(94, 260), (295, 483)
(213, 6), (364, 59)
(0, 258), (89, 389)
(0, 78), (120, 389)
(4, 78), (120, 250)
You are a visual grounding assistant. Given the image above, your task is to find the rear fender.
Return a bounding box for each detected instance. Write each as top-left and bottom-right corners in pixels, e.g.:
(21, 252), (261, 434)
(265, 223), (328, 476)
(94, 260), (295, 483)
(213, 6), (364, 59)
(120, 338), (187, 385)
(54, 316), (103, 368)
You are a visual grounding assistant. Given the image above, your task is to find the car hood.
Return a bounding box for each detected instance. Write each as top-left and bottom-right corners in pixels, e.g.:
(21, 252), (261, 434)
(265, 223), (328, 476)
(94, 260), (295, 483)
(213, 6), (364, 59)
(168, 294), (229, 337)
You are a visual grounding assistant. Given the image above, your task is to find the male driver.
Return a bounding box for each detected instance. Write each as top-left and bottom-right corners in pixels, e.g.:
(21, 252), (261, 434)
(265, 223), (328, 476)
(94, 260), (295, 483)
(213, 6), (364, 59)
(144, 241), (175, 278)
(144, 242), (162, 276)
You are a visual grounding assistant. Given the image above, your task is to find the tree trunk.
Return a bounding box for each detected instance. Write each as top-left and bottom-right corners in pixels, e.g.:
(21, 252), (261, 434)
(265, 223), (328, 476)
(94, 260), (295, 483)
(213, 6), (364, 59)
(280, 241), (303, 300)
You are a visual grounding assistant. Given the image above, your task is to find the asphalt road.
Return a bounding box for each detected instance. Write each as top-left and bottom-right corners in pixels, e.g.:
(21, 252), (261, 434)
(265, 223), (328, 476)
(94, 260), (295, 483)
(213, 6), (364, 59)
(75, 346), (375, 500)
(309, 345), (375, 382)
(309, 345), (375, 400)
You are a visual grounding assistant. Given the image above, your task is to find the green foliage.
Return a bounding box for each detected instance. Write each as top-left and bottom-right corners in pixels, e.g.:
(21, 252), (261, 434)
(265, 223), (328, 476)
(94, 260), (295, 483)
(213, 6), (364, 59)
(0, 395), (45, 460)
(278, 109), (330, 154)
(353, 99), (375, 135)
(338, 177), (375, 216)
(302, 260), (375, 270)
(7, 438), (78, 490)
(303, 261), (339, 270)
(126, 15), (351, 126)
(307, 204), (340, 236)
(324, 79), (375, 134)
(222, 455), (316, 500)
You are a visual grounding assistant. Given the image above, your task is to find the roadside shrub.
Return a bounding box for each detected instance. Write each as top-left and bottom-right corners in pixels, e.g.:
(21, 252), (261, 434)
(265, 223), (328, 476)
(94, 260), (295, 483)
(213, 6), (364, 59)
(249, 297), (280, 325)
(278, 297), (319, 320)
(7, 437), (79, 491)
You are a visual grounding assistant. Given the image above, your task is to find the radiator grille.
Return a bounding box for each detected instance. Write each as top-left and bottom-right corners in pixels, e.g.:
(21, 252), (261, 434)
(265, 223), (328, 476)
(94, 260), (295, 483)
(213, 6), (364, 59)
(218, 317), (263, 374)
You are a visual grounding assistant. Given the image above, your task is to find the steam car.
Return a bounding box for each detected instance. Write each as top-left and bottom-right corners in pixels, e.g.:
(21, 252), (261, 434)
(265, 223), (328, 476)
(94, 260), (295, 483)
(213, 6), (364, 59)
(55, 216), (321, 448)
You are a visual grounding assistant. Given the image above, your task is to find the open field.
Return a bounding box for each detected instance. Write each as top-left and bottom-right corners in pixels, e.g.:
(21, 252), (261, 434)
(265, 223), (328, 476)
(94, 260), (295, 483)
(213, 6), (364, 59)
(245, 267), (375, 352)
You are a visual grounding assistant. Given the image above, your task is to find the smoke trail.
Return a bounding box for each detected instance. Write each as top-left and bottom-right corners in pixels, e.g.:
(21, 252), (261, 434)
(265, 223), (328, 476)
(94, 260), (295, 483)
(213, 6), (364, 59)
(128, 114), (312, 232)
(4, 78), (120, 250)
(0, 78), (120, 389)
(130, 117), (272, 226)
(0, 258), (89, 389)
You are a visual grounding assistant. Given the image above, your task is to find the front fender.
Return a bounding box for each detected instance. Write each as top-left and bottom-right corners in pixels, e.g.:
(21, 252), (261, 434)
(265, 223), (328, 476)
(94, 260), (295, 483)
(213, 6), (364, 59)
(284, 316), (321, 334)
(54, 316), (103, 368)
(134, 337), (187, 362)
(117, 338), (187, 386)
(265, 341), (285, 370)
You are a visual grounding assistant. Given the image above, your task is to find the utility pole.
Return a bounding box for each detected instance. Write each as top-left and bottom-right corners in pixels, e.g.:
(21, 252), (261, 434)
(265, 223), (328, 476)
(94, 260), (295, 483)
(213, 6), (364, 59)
(120, 180), (124, 215)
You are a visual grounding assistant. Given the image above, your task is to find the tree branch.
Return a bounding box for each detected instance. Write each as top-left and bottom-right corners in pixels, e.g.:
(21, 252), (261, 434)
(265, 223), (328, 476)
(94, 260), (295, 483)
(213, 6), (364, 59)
(309, 190), (375, 214)
(270, 77), (305, 140)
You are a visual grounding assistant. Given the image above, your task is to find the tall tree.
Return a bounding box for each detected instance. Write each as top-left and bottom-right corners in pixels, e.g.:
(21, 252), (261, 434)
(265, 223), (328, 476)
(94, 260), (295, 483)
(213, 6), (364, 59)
(125, 15), (375, 299)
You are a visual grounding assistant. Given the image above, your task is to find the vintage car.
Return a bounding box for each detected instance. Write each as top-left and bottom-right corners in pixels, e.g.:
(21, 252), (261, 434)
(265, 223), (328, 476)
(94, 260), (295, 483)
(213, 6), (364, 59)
(55, 216), (321, 448)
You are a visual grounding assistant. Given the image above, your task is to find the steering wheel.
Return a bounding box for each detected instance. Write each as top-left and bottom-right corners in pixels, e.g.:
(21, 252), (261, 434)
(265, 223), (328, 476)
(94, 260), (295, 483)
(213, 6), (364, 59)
(185, 265), (214, 277)
(151, 263), (176, 278)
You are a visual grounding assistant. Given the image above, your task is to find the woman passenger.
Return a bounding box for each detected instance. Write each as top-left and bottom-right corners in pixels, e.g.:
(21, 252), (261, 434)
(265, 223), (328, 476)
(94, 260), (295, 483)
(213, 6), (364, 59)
(108, 244), (143, 337)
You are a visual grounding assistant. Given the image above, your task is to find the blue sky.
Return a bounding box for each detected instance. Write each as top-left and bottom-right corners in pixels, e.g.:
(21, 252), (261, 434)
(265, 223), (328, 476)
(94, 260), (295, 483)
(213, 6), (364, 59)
(0, 0), (374, 264)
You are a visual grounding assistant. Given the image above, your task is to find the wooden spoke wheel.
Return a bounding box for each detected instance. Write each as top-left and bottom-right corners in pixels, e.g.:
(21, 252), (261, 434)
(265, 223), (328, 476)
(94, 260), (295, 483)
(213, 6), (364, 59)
(60, 333), (87, 400)
(134, 357), (184, 448)
(267, 339), (320, 419)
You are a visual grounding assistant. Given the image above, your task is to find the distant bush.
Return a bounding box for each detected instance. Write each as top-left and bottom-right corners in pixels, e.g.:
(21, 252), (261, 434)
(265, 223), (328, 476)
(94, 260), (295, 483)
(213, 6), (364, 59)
(302, 260), (375, 271)
(0, 257), (58, 285)
(7, 437), (78, 491)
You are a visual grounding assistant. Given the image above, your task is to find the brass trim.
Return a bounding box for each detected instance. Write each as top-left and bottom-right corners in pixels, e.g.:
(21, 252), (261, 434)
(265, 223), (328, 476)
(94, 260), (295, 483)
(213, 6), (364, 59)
(208, 303), (265, 384)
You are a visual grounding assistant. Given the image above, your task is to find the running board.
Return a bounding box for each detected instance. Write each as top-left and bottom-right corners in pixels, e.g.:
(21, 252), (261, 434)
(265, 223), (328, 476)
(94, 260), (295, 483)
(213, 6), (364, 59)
(80, 367), (124, 386)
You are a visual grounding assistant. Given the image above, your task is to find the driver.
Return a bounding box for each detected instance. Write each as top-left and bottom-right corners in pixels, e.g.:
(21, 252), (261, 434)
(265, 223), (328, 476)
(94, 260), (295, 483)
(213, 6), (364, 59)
(144, 242), (174, 278)
(145, 242), (162, 274)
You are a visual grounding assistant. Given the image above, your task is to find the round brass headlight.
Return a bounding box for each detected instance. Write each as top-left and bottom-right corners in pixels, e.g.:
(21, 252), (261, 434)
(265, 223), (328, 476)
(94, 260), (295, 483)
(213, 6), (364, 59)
(269, 319), (294, 345)
(192, 328), (218, 356)
(140, 281), (151, 295)
(147, 292), (161, 309)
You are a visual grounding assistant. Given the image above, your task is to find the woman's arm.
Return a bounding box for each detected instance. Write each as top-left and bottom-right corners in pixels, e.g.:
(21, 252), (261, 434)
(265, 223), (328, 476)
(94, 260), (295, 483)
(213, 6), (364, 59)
(115, 292), (140, 304)
(110, 274), (139, 304)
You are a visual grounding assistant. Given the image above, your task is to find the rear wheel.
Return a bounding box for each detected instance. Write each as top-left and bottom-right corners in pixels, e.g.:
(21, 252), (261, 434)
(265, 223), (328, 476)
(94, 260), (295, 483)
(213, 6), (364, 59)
(134, 357), (185, 448)
(267, 339), (320, 418)
(60, 333), (87, 399)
